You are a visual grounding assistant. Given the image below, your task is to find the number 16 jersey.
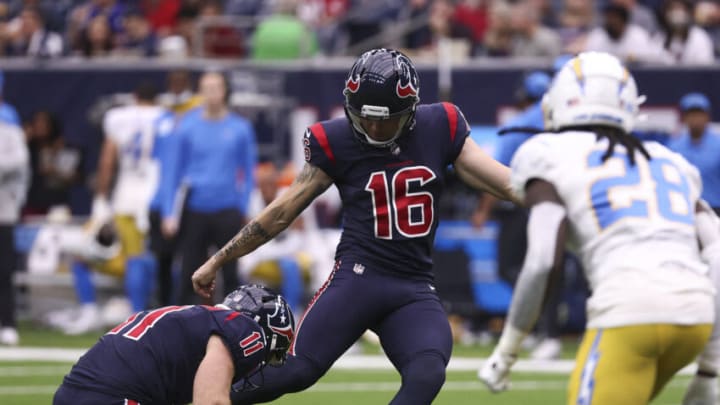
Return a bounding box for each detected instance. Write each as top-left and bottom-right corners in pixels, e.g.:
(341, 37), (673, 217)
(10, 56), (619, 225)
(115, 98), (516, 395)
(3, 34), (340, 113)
(510, 132), (714, 329)
(303, 103), (469, 281)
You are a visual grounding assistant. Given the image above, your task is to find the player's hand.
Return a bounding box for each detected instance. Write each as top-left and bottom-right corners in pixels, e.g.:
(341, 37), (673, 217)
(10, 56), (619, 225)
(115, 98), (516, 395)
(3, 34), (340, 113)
(192, 261), (218, 299)
(161, 217), (178, 239)
(91, 196), (112, 225)
(682, 373), (718, 405)
(478, 349), (517, 393)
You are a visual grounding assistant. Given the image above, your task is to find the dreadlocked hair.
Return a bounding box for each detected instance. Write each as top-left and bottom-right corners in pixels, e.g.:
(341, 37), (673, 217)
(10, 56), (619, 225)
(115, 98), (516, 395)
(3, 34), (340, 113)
(561, 125), (651, 166)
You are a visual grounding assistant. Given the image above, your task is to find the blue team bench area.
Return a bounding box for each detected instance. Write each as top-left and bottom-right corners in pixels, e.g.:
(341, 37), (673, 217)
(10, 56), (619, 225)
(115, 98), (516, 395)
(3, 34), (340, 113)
(432, 220), (512, 316)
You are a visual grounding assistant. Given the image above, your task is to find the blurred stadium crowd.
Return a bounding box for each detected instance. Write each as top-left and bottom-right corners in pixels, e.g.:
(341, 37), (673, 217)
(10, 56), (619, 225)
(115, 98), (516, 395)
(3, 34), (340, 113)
(0, 0), (717, 62)
(0, 0), (719, 355)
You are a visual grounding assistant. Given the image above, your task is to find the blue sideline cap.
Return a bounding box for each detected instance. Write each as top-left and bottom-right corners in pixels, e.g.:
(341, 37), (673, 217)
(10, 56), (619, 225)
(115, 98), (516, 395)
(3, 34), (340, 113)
(679, 92), (711, 113)
(521, 71), (551, 100)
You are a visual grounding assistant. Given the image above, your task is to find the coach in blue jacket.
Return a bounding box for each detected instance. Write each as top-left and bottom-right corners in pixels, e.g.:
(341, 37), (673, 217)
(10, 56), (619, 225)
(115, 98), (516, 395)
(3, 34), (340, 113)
(161, 71), (257, 304)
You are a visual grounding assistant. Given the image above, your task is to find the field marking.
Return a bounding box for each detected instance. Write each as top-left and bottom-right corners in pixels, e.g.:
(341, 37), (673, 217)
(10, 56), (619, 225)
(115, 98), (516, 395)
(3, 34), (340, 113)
(0, 365), (70, 376)
(0, 348), (700, 376)
(0, 378), (692, 396)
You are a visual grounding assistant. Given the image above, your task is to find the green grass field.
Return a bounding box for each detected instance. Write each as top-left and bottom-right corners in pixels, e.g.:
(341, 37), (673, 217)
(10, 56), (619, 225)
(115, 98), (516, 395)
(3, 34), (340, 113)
(0, 323), (693, 404)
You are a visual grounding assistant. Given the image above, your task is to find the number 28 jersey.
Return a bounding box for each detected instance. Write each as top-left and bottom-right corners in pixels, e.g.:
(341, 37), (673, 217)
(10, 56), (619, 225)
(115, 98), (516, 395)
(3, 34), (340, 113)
(304, 103), (469, 280)
(511, 132), (714, 329)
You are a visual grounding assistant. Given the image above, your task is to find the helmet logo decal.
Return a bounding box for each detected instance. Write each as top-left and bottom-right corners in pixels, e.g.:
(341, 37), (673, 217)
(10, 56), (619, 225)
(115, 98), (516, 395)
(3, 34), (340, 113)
(345, 77), (360, 93)
(395, 54), (419, 99)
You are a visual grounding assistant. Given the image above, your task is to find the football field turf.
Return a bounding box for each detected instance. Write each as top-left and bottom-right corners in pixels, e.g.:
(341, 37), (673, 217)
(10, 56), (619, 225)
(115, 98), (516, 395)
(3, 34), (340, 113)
(0, 324), (693, 404)
(0, 362), (692, 404)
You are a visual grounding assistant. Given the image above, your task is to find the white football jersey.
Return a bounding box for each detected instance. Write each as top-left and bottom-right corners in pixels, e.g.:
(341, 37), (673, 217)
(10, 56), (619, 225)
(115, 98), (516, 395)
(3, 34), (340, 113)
(102, 105), (165, 222)
(511, 131), (714, 328)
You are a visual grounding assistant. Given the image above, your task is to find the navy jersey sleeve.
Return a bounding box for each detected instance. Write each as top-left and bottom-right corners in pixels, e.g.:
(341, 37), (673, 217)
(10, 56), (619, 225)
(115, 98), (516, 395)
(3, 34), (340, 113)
(213, 312), (267, 378)
(440, 102), (470, 162)
(303, 123), (337, 178)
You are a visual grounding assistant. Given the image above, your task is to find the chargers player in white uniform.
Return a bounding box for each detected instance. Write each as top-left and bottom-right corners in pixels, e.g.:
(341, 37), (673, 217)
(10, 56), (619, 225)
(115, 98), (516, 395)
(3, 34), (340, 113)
(62, 82), (167, 334)
(479, 52), (720, 405)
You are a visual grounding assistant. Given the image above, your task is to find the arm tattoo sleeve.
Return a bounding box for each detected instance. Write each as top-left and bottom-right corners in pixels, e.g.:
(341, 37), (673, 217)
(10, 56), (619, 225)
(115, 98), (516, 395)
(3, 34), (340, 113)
(214, 221), (271, 262)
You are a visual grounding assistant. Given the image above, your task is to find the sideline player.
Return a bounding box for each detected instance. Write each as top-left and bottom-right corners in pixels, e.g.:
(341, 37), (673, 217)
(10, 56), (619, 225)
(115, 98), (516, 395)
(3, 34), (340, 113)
(191, 48), (519, 404)
(479, 52), (718, 405)
(61, 82), (166, 334)
(53, 284), (295, 405)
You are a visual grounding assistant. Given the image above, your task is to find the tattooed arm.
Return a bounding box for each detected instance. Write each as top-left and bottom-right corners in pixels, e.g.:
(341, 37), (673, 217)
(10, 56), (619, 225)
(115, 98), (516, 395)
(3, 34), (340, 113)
(192, 163), (334, 297)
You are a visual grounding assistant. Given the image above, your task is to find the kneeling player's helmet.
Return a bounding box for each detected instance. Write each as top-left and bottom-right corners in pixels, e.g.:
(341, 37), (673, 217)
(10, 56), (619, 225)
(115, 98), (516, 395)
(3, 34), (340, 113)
(343, 48), (420, 146)
(542, 51), (645, 133)
(223, 285), (295, 366)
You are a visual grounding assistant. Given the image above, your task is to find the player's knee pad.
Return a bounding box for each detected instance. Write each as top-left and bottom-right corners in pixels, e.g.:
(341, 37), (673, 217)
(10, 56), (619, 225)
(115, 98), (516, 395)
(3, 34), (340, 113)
(400, 351), (447, 389)
(284, 356), (325, 392)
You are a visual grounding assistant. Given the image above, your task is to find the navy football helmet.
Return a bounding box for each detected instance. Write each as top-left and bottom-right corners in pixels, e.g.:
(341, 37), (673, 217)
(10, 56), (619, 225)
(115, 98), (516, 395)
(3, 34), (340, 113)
(343, 48), (420, 147)
(223, 285), (295, 366)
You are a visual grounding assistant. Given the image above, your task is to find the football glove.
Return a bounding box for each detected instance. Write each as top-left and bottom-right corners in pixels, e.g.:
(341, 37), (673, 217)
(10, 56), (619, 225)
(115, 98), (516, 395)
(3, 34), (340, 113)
(478, 349), (517, 393)
(682, 373), (719, 405)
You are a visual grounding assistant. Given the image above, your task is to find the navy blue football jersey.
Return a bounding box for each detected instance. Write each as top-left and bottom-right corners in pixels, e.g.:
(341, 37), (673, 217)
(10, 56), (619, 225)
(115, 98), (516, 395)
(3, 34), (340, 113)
(61, 305), (267, 404)
(304, 103), (469, 279)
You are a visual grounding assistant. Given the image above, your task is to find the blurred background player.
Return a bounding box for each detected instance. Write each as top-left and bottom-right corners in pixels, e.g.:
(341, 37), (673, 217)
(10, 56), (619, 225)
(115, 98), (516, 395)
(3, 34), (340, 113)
(669, 92), (720, 215)
(149, 69), (202, 307)
(60, 81), (166, 335)
(161, 71), (258, 304)
(0, 106), (29, 346)
(0, 70), (20, 126)
(480, 52), (717, 405)
(53, 284), (295, 405)
(472, 67), (575, 360)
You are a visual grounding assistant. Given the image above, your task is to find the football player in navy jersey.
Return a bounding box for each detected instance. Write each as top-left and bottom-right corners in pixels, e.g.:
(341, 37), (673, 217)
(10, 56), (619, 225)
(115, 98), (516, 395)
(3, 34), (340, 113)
(192, 48), (520, 405)
(53, 285), (295, 405)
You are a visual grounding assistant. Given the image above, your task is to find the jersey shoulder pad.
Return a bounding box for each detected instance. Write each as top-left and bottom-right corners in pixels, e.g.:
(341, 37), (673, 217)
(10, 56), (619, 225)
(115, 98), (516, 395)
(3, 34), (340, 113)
(510, 133), (561, 200)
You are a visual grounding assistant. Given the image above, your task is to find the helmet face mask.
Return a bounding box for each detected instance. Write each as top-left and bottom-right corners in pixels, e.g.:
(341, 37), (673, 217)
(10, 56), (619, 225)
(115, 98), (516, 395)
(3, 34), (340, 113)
(343, 48), (420, 146)
(222, 285), (295, 367)
(543, 51), (645, 133)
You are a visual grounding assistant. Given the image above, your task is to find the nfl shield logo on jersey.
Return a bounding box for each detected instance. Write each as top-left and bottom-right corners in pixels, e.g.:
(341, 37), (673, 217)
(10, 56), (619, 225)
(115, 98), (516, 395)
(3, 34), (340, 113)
(353, 263), (365, 275)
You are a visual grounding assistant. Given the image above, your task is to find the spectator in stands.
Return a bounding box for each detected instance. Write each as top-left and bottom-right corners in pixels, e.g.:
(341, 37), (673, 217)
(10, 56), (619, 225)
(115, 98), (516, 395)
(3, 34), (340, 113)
(297, 0), (349, 55)
(510, 0), (561, 57)
(482, 0), (514, 56)
(611, 0), (659, 34)
(0, 71), (20, 126)
(653, 0), (715, 65)
(0, 102), (29, 346)
(161, 71), (257, 305)
(694, 1), (720, 58)
(557, 0), (594, 54)
(76, 15), (114, 57)
(669, 93), (720, 214)
(22, 111), (82, 216)
(140, 0), (180, 37)
(4, 5), (63, 57)
(342, 0), (400, 49)
(252, 0), (318, 60)
(67, 0), (127, 52)
(584, 4), (662, 64)
(197, 0), (245, 58)
(115, 8), (157, 57)
(453, 0), (489, 53)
